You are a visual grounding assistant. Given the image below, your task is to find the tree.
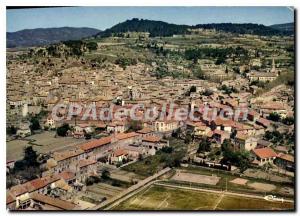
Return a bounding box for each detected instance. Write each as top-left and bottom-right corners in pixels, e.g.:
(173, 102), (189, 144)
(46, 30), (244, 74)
(7, 126), (17, 135)
(30, 117), (41, 131)
(56, 123), (70, 137)
(282, 116), (294, 125)
(215, 57), (226, 65)
(267, 112), (281, 122)
(221, 143), (250, 173)
(184, 134), (192, 144)
(23, 146), (39, 166)
(127, 120), (142, 132)
(172, 128), (181, 138)
(197, 138), (211, 152)
(202, 89), (213, 96)
(86, 42), (98, 51)
(101, 169), (111, 180)
(190, 86), (197, 93)
(160, 146), (173, 154)
(13, 146), (39, 172)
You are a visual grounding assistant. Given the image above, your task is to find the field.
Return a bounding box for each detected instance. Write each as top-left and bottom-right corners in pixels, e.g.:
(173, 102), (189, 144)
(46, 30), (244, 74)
(6, 131), (87, 160)
(112, 184), (294, 210)
(85, 183), (125, 201)
(172, 170), (220, 185)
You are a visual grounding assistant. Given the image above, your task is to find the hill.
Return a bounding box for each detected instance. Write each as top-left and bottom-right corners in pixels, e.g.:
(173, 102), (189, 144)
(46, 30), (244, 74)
(98, 18), (189, 37)
(270, 22), (294, 34)
(97, 18), (293, 38)
(7, 27), (101, 48)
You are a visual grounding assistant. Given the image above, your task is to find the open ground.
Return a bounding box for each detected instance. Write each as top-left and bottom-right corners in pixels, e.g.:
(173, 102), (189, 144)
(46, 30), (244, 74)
(112, 184), (294, 210)
(6, 131), (88, 160)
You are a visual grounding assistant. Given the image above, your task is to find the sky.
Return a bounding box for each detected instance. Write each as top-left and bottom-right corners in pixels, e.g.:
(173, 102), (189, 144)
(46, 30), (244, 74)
(6, 6), (294, 32)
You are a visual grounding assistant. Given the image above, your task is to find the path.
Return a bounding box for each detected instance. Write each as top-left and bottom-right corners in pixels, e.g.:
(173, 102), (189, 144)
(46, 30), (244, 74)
(89, 167), (171, 210)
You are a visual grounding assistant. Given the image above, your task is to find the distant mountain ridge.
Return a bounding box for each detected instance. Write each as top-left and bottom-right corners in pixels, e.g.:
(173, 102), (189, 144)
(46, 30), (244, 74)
(7, 27), (101, 48)
(269, 22), (294, 34)
(97, 18), (294, 38)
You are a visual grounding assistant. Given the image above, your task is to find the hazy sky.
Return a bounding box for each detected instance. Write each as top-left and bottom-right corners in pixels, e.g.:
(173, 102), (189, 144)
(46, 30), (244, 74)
(7, 6), (294, 32)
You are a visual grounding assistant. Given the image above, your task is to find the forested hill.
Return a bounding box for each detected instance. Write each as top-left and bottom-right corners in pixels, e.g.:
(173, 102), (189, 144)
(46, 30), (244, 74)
(195, 23), (290, 36)
(97, 18), (293, 37)
(7, 27), (101, 48)
(98, 18), (189, 37)
(269, 22), (294, 35)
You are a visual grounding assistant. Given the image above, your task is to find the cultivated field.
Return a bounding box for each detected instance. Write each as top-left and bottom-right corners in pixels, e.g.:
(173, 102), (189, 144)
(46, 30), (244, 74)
(112, 184), (294, 210)
(172, 170), (220, 185)
(85, 183), (124, 201)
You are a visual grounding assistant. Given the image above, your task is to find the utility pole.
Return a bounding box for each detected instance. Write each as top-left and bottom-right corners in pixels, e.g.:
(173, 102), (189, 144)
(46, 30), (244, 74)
(225, 178), (228, 192)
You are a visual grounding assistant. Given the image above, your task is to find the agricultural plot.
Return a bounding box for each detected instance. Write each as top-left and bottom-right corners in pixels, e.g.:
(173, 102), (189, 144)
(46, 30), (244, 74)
(172, 170), (220, 185)
(113, 185), (294, 210)
(85, 183), (125, 202)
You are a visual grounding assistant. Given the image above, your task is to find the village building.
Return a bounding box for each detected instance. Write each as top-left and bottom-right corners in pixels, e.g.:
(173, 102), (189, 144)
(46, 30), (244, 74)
(233, 133), (257, 152)
(142, 135), (169, 155)
(274, 153), (295, 171)
(251, 147), (277, 166)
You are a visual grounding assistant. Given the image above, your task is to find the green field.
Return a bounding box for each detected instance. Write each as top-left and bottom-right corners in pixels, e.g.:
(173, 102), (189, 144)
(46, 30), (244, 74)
(112, 185), (294, 211)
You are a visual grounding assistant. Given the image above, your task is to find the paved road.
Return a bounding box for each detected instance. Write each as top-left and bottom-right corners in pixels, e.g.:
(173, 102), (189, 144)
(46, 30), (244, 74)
(89, 167), (171, 210)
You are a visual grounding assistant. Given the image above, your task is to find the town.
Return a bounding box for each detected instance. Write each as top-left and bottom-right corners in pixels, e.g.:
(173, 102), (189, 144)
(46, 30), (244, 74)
(6, 13), (295, 210)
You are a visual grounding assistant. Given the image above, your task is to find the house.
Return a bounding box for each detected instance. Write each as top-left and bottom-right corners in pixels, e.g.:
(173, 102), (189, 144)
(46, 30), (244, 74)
(247, 110), (260, 122)
(251, 147), (277, 166)
(7, 174), (61, 209)
(186, 121), (211, 137)
(233, 133), (257, 152)
(74, 124), (94, 134)
(247, 71), (277, 82)
(15, 192), (77, 210)
(57, 171), (76, 185)
(142, 135), (169, 155)
(44, 117), (56, 129)
(107, 121), (127, 133)
(274, 153), (294, 171)
(256, 139), (272, 149)
(47, 149), (85, 173)
(211, 118), (234, 133)
(213, 130), (230, 144)
(124, 145), (145, 160)
(136, 127), (155, 137)
(154, 119), (179, 133)
(80, 136), (112, 160)
(110, 149), (128, 164)
(256, 117), (271, 129)
(259, 102), (287, 118)
(70, 159), (97, 183)
(112, 132), (141, 147)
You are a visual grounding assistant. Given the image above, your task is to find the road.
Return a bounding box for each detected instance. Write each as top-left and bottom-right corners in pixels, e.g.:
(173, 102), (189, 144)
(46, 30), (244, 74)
(89, 167), (171, 210)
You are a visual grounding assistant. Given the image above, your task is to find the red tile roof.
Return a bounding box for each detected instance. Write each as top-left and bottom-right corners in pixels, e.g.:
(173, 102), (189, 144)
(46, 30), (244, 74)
(115, 132), (139, 140)
(142, 135), (161, 143)
(58, 171), (75, 181)
(256, 118), (271, 127)
(113, 149), (128, 157)
(80, 136), (112, 151)
(277, 153), (294, 163)
(252, 147), (277, 159)
(137, 127), (153, 134)
(30, 193), (76, 210)
(78, 159), (97, 168)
